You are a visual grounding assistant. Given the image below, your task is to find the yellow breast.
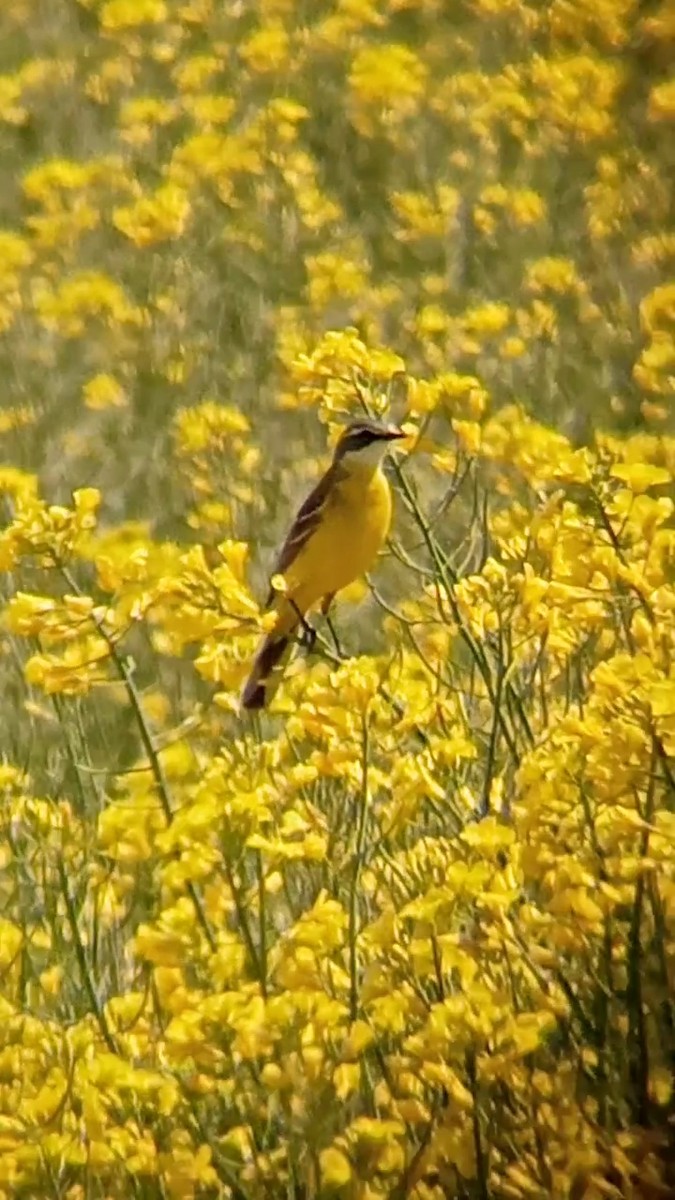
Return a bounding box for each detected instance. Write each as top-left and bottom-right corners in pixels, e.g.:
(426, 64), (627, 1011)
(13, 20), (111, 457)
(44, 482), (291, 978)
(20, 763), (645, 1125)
(285, 465), (392, 613)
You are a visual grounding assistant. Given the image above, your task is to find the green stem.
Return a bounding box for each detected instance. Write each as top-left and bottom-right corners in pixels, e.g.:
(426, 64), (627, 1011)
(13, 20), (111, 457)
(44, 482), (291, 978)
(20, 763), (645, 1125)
(391, 458), (526, 760)
(58, 563), (215, 952)
(348, 716), (370, 1023)
(224, 857), (263, 988)
(256, 850), (268, 999)
(56, 857), (117, 1053)
(466, 1048), (489, 1200)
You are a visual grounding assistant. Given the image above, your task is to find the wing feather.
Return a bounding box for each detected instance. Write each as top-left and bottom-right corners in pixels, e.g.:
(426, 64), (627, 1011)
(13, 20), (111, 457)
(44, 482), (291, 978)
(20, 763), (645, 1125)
(266, 462), (341, 605)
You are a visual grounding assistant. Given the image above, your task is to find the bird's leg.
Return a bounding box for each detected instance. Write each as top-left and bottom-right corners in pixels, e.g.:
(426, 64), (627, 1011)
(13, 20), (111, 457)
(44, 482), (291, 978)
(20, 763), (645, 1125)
(299, 623), (317, 650)
(320, 593), (343, 658)
(289, 599), (317, 649)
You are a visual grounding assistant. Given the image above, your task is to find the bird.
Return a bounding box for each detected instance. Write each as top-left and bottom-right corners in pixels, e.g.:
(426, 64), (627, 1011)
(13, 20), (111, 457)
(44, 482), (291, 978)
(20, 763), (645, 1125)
(240, 416), (405, 710)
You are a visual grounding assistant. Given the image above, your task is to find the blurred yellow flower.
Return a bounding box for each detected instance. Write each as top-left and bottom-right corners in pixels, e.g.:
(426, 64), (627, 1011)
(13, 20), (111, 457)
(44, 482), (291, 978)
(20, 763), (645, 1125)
(173, 401), (250, 454)
(501, 335), (527, 358)
(649, 78), (675, 122)
(632, 233), (675, 266)
(306, 250), (369, 309)
(0, 405), (35, 434)
(319, 1146), (352, 1187)
(530, 53), (625, 142)
(83, 373), (128, 411)
(0, 230), (33, 279)
(349, 43), (427, 132)
(525, 256), (585, 296)
(100, 0), (167, 29)
(391, 185), (460, 241)
(118, 96), (179, 145)
(239, 22), (291, 74)
(610, 462), (671, 493)
(113, 183), (191, 247)
(33, 271), (143, 337)
(181, 93), (236, 125)
(640, 283), (675, 334)
(351, 43), (427, 103)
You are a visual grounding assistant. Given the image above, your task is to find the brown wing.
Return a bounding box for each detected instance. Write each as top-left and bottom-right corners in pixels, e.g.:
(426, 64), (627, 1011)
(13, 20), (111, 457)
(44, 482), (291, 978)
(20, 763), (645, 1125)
(265, 462), (340, 605)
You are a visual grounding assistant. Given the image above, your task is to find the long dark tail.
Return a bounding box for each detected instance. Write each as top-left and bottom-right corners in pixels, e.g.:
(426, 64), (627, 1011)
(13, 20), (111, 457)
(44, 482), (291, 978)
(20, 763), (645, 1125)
(240, 630), (294, 710)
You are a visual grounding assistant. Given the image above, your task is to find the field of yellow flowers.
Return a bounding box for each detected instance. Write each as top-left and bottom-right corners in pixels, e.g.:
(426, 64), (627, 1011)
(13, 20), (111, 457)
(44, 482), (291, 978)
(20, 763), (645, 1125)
(1, 0), (675, 1197)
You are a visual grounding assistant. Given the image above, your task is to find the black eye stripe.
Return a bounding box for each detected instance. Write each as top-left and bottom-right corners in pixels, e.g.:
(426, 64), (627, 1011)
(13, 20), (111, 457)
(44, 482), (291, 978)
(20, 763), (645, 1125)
(335, 420), (397, 457)
(348, 429), (376, 448)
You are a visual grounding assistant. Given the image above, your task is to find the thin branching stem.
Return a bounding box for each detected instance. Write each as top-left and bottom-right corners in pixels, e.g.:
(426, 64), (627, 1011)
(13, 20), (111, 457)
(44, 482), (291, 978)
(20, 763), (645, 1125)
(58, 562), (216, 952)
(349, 715), (370, 1023)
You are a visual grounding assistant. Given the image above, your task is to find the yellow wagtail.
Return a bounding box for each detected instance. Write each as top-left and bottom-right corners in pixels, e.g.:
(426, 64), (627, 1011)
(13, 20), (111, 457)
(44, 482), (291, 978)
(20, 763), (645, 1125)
(241, 417), (405, 710)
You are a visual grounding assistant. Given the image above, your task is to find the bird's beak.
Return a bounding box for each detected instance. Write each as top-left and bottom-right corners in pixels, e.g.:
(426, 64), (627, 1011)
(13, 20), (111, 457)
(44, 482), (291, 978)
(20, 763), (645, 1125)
(382, 425), (406, 440)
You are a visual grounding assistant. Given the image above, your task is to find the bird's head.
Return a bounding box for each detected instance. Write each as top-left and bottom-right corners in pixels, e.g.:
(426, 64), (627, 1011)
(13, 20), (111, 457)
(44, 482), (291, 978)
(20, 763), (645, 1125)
(332, 418), (405, 473)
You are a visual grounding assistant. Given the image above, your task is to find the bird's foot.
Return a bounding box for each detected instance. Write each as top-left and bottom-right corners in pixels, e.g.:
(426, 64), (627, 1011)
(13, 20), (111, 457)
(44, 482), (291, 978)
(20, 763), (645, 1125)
(288, 599), (317, 650)
(297, 620), (317, 650)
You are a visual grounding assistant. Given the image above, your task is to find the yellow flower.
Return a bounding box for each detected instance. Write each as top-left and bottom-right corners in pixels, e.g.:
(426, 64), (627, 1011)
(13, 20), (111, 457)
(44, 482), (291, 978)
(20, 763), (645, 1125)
(632, 233), (675, 267)
(288, 326), (405, 411)
(33, 271), (143, 337)
(320, 1146), (352, 1187)
(0, 405), (35, 434)
(181, 93), (236, 125)
(23, 157), (102, 203)
(100, 0), (167, 29)
(0, 230), (33, 280)
(530, 53), (624, 142)
(83, 373), (128, 411)
(239, 22), (291, 73)
(173, 401), (250, 455)
(549, 0), (635, 49)
(508, 188), (547, 227)
(640, 283), (675, 335)
(610, 462), (671, 493)
(478, 184), (546, 229)
(352, 43), (427, 103)
(170, 130), (263, 189)
(501, 335), (527, 358)
(461, 301), (511, 336)
(280, 151), (342, 230)
(434, 372), (489, 419)
(349, 43), (427, 132)
(172, 54), (221, 92)
(0, 69), (28, 124)
(649, 1066), (673, 1107)
(305, 250), (369, 309)
(391, 185), (459, 241)
(24, 637), (111, 696)
(525, 256), (584, 296)
(0, 917), (22, 966)
(415, 303), (451, 338)
(649, 78), (675, 122)
(39, 965), (64, 996)
(633, 333), (675, 395)
(118, 96), (179, 145)
(84, 54), (136, 104)
(113, 183), (191, 247)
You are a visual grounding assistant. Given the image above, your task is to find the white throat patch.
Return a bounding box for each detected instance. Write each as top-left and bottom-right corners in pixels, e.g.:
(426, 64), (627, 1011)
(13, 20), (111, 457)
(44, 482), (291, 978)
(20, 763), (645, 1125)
(344, 439), (392, 470)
